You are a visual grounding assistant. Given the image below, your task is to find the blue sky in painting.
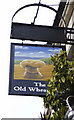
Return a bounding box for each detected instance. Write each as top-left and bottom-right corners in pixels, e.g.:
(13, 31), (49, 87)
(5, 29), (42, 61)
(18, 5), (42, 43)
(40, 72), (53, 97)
(14, 45), (62, 60)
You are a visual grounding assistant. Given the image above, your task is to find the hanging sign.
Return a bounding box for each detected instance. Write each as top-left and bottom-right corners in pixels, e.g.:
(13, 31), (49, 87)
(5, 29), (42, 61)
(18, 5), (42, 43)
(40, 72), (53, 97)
(10, 3), (67, 44)
(10, 22), (66, 44)
(9, 43), (65, 96)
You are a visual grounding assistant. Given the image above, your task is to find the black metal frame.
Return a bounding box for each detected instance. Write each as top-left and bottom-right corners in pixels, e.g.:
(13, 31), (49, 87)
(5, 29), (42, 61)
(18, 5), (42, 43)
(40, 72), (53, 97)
(10, 3), (74, 45)
(11, 22), (67, 44)
(12, 3), (65, 25)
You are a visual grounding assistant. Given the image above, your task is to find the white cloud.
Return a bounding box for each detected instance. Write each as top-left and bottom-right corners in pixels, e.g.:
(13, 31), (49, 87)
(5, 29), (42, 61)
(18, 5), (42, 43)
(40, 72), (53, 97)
(15, 51), (21, 56)
(15, 51), (26, 57)
(54, 49), (62, 52)
(48, 49), (53, 52)
(48, 48), (62, 53)
(30, 52), (46, 58)
(15, 51), (20, 54)
(38, 51), (45, 54)
(54, 49), (59, 52)
(15, 46), (22, 49)
(32, 55), (45, 58)
(15, 46), (29, 50)
(15, 52), (45, 58)
(29, 53), (34, 55)
(23, 47), (29, 49)
(29, 52), (45, 58)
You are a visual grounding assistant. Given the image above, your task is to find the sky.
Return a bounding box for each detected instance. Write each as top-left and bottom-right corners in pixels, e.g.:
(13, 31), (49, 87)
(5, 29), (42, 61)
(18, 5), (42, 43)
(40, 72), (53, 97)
(0, 0), (61, 119)
(14, 45), (62, 60)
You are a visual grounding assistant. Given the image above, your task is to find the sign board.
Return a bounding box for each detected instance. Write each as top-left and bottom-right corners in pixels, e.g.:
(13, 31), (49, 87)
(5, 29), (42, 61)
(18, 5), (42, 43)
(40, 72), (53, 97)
(9, 43), (65, 96)
(10, 22), (66, 44)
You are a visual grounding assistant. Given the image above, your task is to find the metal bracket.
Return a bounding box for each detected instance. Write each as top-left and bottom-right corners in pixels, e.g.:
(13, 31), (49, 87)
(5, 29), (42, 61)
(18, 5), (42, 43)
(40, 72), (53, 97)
(10, 3), (74, 45)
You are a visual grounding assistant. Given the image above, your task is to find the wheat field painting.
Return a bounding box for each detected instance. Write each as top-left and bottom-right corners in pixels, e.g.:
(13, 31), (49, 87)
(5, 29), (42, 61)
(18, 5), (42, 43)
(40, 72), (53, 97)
(14, 45), (62, 81)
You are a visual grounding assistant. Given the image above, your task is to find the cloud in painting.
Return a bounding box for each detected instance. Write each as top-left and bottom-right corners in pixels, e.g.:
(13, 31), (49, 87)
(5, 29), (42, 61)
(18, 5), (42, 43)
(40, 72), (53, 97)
(15, 51), (21, 56)
(23, 47), (29, 50)
(15, 51), (46, 58)
(38, 51), (45, 54)
(48, 48), (61, 53)
(29, 53), (34, 55)
(15, 46), (29, 50)
(15, 51), (27, 57)
(29, 52), (45, 58)
(48, 49), (53, 52)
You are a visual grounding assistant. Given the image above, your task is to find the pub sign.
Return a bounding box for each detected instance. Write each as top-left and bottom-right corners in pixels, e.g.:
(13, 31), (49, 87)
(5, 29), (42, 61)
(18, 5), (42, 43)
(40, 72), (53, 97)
(9, 43), (65, 96)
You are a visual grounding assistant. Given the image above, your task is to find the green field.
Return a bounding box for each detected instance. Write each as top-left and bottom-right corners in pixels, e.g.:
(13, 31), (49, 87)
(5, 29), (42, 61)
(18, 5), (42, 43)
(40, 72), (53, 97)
(14, 57), (53, 65)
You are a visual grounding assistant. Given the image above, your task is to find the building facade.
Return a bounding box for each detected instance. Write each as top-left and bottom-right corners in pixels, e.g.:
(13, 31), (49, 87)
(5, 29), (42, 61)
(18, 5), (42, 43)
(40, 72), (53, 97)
(53, 0), (74, 60)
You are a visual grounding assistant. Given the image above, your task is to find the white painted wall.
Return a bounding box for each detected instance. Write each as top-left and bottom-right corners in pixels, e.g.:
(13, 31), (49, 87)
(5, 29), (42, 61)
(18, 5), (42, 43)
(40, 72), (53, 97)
(0, 0), (60, 118)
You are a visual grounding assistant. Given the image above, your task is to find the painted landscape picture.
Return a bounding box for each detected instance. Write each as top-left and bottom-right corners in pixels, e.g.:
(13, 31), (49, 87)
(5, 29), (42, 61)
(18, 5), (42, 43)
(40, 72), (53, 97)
(14, 45), (62, 81)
